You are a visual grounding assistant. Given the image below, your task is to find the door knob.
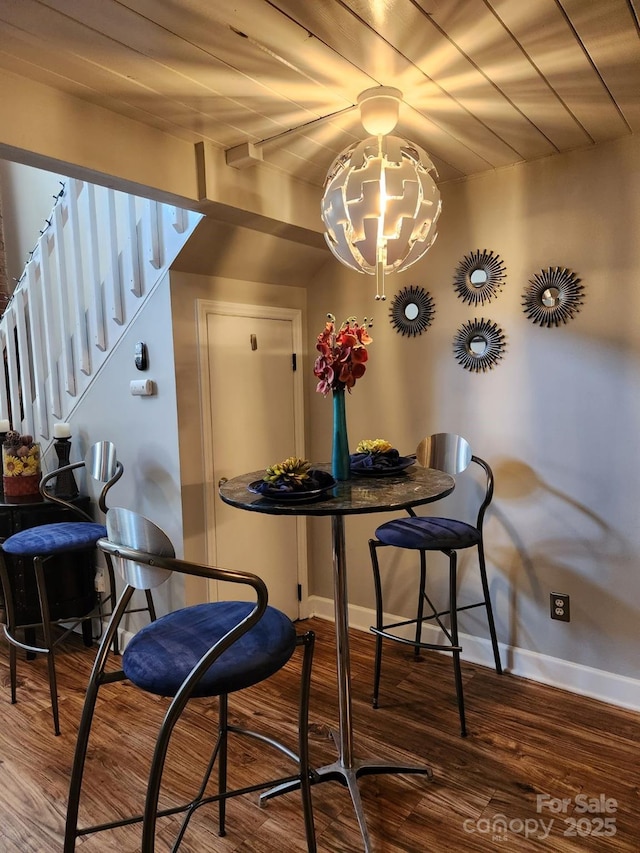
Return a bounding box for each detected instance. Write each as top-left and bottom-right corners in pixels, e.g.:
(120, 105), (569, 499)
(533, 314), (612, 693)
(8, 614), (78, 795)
(218, 477), (228, 487)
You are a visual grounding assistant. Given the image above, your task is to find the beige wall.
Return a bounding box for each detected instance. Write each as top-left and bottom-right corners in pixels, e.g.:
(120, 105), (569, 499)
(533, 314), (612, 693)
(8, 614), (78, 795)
(305, 133), (640, 685)
(0, 69), (199, 206)
(79, 132), (640, 690)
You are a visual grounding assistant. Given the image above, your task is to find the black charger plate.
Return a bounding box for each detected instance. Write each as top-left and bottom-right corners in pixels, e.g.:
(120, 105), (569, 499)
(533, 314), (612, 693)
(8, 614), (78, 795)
(248, 469), (337, 502)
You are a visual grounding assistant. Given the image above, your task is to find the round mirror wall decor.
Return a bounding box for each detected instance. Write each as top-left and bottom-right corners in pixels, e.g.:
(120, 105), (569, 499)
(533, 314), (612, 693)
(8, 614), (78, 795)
(389, 285), (436, 337)
(453, 249), (507, 306)
(522, 267), (584, 327)
(453, 318), (506, 373)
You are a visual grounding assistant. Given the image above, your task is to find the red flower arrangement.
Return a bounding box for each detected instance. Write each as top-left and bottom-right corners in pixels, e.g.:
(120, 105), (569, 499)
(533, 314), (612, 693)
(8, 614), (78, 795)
(314, 314), (373, 395)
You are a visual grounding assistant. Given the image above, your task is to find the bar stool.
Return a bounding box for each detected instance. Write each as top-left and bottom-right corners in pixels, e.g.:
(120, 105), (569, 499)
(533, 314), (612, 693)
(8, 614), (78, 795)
(64, 507), (317, 852)
(368, 432), (502, 736)
(0, 440), (155, 734)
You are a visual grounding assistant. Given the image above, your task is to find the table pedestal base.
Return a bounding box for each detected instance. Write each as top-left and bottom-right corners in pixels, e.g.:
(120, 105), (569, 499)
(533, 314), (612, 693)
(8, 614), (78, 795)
(260, 731), (433, 853)
(219, 472), (455, 853)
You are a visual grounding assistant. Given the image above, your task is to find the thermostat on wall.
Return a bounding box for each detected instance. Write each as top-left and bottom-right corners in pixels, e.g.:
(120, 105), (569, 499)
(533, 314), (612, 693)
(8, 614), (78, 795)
(135, 341), (148, 370)
(130, 378), (155, 396)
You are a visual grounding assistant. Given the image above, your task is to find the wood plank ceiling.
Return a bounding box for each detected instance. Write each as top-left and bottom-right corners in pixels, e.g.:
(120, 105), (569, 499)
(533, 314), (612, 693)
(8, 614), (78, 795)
(0, 0), (638, 186)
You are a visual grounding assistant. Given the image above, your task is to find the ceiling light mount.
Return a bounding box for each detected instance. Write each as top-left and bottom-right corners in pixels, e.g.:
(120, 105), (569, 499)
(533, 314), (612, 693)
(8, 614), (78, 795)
(357, 86), (402, 135)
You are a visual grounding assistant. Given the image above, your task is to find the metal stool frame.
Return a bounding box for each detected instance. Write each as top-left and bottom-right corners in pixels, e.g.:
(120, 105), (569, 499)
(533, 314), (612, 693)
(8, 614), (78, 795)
(368, 433), (502, 737)
(64, 509), (317, 853)
(0, 441), (155, 735)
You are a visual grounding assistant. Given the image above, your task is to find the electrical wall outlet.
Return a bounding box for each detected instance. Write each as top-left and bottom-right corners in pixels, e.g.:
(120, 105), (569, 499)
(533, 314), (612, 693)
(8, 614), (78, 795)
(550, 592), (570, 622)
(94, 569), (105, 594)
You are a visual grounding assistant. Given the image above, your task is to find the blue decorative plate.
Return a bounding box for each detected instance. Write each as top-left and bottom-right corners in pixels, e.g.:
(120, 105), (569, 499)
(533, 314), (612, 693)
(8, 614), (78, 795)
(349, 455), (415, 477)
(248, 469), (337, 502)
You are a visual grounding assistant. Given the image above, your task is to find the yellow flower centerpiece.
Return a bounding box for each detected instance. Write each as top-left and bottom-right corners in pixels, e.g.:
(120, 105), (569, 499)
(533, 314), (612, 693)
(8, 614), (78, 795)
(355, 439), (393, 455)
(263, 457), (311, 489)
(350, 437), (412, 475)
(249, 455), (336, 501)
(2, 431), (42, 497)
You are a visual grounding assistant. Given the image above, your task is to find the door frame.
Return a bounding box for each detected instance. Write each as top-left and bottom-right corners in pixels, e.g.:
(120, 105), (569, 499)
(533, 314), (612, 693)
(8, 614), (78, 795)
(196, 299), (309, 615)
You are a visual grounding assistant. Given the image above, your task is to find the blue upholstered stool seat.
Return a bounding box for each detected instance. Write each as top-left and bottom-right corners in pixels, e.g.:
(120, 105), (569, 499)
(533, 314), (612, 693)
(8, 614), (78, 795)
(2, 522), (108, 557)
(374, 517), (480, 550)
(123, 601), (297, 698)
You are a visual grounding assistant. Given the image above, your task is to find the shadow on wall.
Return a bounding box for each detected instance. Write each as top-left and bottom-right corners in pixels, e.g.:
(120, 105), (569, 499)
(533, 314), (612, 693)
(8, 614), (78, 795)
(487, 458), (628, 667)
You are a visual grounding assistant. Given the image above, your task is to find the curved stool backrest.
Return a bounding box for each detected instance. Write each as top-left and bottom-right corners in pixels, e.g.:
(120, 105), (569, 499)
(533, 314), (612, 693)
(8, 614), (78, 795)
(416, 432), (493, 529)
(39, 440), (123, 519)
(104, 507), (174, 590)
(86, 441), (124, 513)
(416, 432), (472, 475)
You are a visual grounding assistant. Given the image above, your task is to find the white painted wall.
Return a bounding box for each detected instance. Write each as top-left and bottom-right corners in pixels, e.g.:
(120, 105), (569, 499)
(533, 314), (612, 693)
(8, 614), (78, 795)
(64, 275), (185, 623)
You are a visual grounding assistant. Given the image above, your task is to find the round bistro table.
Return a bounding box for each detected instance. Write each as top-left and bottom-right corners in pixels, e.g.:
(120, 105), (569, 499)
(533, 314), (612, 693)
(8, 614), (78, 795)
(219, 464), (455, 852)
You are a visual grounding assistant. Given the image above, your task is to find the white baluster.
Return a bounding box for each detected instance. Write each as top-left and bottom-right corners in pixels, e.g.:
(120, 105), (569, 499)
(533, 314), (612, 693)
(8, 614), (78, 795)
(52, 204), (77, 398)
(106, 188), (124, 325)
(39, 229), (66, 412)
(4, 308), (22, 433)
(67, 179), (91, 375)
(126, 194), (142, 296)
(86, 183), (107, 351)
(13, 287), (35, 437)
(171, 206), (189, 233)
(145, 199), (162, 270)
(23, 262), (49, 439)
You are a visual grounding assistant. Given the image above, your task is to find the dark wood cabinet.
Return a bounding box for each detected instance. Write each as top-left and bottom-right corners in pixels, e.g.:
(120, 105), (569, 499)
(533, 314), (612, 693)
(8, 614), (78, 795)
(0, 494), (97, 627)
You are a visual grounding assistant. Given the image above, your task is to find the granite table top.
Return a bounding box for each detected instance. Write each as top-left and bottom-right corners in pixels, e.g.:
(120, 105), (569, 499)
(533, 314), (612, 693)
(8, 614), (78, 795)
(219, 463), (455, 517)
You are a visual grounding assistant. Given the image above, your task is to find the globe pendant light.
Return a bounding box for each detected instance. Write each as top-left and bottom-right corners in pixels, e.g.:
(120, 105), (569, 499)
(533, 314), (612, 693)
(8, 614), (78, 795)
(321, 87), (442, 300)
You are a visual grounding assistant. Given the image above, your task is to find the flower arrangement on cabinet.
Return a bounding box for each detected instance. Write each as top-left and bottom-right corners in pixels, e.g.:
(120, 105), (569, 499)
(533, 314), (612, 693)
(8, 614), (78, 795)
(2, 431), (42, 496)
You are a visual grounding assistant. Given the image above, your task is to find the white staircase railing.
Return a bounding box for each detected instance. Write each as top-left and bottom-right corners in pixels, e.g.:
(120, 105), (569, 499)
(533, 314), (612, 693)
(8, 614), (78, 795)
(0, 179), (202, 444)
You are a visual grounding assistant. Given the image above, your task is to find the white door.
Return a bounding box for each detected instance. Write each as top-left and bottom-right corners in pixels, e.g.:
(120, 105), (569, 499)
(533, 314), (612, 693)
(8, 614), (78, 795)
(199, 302), (305, 619)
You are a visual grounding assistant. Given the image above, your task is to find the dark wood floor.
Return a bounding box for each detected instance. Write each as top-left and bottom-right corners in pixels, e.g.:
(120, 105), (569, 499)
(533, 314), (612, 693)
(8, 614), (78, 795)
(0, 617), (638, 852)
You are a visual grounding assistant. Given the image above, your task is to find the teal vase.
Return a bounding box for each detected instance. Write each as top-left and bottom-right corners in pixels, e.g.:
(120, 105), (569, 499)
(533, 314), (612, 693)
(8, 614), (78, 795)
(332, 388), (350, 481)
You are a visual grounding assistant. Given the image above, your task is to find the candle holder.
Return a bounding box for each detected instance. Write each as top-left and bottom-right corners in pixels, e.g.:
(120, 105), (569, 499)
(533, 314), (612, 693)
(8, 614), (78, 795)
(53, 437), (79, 499)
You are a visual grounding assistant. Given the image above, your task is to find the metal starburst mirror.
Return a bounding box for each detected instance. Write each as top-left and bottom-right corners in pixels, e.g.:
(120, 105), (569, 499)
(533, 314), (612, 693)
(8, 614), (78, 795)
(389, 286), (435, 337)
(453, 318), (506, 373)
(453, 249), (507, 306)
(522, 267), (584, 327)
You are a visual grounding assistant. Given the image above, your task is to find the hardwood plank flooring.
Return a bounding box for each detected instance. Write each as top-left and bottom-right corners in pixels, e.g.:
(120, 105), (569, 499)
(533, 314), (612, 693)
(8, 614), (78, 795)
(0, 618), (638, 851)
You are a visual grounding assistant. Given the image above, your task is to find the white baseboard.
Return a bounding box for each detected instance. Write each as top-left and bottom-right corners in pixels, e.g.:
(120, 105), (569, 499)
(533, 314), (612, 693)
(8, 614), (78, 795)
(307, 595), (640, 714)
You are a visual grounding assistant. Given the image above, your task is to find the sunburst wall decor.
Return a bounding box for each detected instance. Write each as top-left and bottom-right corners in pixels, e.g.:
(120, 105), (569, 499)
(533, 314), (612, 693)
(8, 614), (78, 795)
(522, 267), (584, 327)
(453, 249), (507, 306)
(453, 318), (506, 373)
(389, 285), (435, 337)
